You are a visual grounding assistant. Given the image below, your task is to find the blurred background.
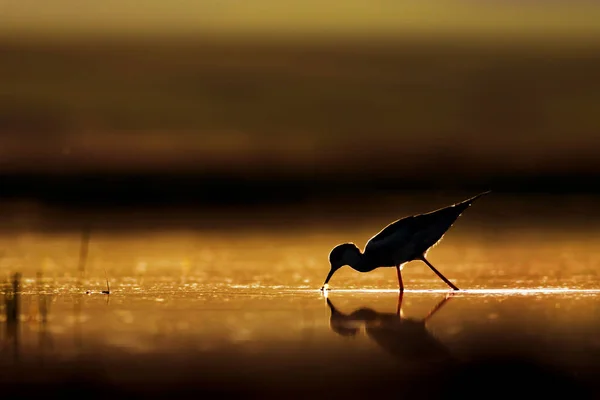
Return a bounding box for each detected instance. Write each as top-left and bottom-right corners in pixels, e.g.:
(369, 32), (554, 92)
(1, 1), (599, 217)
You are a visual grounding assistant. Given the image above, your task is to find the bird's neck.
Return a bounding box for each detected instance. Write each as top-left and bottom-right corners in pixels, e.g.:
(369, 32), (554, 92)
(347, 252), (378, 273)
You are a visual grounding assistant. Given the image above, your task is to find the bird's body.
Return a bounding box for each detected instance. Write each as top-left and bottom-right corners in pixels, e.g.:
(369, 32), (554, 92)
(322, 191), (490, 291)
(362, 191), (489, 269)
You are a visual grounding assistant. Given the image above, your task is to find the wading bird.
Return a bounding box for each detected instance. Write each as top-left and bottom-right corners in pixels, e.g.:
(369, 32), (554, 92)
(321, 191), (490, 291)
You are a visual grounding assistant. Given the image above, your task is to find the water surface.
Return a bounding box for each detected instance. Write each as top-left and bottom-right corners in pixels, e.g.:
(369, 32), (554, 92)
(1, 196), (599, 398)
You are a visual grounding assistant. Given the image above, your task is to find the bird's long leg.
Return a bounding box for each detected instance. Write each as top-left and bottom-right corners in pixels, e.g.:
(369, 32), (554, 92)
(423, 294), (454, 323)
(395, 265), (404, 292)
(396, 290), (404, 317)
(419, 256), (459, 291)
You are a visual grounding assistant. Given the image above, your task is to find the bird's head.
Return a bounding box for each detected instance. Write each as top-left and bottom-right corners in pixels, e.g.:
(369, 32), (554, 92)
(321, 243), (362, 290)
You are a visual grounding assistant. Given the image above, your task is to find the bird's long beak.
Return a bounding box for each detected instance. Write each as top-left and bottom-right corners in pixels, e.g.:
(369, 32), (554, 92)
(320, 267), (337, 290)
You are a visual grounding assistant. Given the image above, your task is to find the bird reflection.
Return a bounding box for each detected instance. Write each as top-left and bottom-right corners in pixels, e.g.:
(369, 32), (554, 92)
(326, 293), (454, 364)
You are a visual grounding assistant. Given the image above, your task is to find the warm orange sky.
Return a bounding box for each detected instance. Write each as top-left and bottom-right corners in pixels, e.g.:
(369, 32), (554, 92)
(2, 1), (600, 42)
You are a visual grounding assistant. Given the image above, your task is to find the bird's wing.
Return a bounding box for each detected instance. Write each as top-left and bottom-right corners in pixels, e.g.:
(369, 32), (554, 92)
(364, 192), (490, 264)
(364, 207), (462, 263)
(408, 199), (477, 251)
(364, 216), (419, 264)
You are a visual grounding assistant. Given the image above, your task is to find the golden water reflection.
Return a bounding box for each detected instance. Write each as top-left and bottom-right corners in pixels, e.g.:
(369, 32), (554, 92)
(0, 204), (599, 397)
(0, 284), (599, 397)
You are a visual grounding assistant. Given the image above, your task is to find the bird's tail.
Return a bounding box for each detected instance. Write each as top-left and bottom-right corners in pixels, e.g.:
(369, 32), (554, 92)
(456, 190), (491, 210)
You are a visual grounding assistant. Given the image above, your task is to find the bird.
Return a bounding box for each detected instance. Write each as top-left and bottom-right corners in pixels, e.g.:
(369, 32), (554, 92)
(320, 191), (490, 291)
(326, 292), (455, 364)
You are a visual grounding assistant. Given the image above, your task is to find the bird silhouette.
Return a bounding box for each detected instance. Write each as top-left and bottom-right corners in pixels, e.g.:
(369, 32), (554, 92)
(326, 293), (454, 365)
(321, 191), (490, 291)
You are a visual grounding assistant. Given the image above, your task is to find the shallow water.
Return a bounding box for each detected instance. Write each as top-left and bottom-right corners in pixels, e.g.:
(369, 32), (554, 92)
(2, 286), (600, 398)
(1, 196), (600, 398)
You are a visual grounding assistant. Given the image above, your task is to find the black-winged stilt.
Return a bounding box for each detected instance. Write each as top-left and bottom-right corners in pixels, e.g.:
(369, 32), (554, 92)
(321, 191), (490, 291)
